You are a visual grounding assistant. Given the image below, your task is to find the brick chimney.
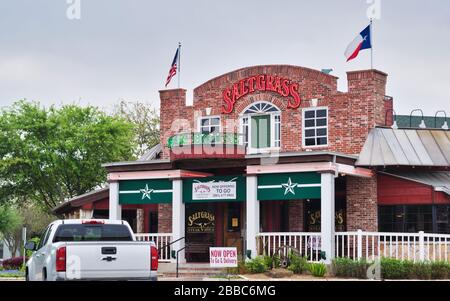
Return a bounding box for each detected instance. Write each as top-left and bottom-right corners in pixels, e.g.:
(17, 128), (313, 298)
(347, 69), (389, 128)
(159, 89), (192, 159)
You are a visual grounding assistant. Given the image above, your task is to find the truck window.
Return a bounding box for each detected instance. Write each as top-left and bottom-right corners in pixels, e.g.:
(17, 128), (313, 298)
(53, 224), (133, 242)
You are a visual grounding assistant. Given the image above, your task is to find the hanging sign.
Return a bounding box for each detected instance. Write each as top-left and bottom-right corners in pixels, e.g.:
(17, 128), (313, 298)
(209, 247), (238, 268)
(193, 181), (236, 200)
(183, 176), (245, 203)
(222, 74), (302, 114)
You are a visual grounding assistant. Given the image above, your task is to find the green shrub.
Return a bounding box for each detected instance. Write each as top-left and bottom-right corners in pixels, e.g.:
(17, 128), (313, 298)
(287, 252), (309, 274)
(381, 258), (410, 279)
(245, 257), (268, 274)
(430, 261), (450, 280)
(272, 255), (281, 269)
(332, 257), (372, 279)
(409, 261), (431, 280)
(309, 263), (327, 277)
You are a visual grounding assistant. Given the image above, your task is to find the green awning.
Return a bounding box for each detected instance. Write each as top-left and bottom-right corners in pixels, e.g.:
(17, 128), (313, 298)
(257, 172), (321, 201)
(183, 175), (246, 203)
(119, 179), (172, 205)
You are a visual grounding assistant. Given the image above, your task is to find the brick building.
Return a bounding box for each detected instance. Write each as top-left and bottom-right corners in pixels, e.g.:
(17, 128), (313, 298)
(54, 65), (450, 263)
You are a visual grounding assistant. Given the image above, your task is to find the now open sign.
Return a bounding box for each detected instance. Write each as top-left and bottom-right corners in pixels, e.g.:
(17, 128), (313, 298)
(209, 247), (238, 268)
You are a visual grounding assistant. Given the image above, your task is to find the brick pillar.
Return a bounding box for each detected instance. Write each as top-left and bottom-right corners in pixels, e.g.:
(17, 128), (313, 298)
(158, 203), (173, 233)
(288, 201), (304, 232)
(346, 176), (378, 231)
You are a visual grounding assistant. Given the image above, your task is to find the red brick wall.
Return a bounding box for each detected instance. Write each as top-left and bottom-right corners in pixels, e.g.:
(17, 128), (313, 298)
(288, 201), (304, 232)
(346, 176), (378, 231)
(159, 66), (390, 158)
(157, 203), (172, 233)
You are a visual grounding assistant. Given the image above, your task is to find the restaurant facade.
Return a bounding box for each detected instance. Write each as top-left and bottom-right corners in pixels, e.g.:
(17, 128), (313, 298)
(54, 65), (450, 263)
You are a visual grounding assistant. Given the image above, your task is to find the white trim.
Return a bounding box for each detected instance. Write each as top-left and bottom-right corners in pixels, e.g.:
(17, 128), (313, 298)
(197, 115), (221, 133)
(257, 184), (321, 189)
(239, 101), (281, 154)
(119, 190), (173, 194)
(302, 106), (329, 148)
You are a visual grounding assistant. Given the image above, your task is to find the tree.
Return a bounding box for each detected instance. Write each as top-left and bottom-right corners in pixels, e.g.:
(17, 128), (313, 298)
(0, 202), (55, 257)
(0, 100), (136, 212)
(0, 204), (23, 257)
(115, 100), (160, 157)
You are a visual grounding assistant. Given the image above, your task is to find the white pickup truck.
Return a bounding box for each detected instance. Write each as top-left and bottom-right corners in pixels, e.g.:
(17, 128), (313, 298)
(24, 219), (158, 281)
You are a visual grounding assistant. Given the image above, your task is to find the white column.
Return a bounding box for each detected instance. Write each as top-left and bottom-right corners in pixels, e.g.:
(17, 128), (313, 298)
(109, 181), (122, 220)
(172, 179), (185, 263)
(321, 172), (335, 264)
(246, 175), (259, 260)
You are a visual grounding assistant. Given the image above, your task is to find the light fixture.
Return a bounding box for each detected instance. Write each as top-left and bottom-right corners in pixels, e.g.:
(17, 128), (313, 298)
(410, 109), (426, 128)
(311, 98), (318, 107)
(434, 110), (448, 130)
(205, 107), (212, 116)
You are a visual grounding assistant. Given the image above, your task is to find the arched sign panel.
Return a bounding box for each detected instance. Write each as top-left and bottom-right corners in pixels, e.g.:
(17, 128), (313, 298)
(222, 74), (302, 114)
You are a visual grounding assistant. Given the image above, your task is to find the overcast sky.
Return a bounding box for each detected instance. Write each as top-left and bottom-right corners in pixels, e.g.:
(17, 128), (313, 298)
(0, 0), (449, 116)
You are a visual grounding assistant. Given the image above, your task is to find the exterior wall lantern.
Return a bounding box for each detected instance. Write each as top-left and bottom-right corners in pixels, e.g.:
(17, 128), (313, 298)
(410, 109), (426, 128)
(310, 98), (318, 107)
(205, 108), (212, 116)
(434, 111), (448, 130)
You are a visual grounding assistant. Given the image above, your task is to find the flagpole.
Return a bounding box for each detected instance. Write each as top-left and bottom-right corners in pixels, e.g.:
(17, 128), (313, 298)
(178, 42), (181, 88)
(370, 18), (373, 69)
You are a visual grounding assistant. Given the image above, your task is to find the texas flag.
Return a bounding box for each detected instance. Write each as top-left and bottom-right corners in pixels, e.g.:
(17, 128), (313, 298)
(345, 24), (372, 62)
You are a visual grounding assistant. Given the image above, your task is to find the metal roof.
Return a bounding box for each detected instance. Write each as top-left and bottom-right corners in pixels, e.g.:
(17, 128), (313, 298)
(136, 144), (162, 161)
(357, 127), (450, 167)
(380, 171), (450, 196)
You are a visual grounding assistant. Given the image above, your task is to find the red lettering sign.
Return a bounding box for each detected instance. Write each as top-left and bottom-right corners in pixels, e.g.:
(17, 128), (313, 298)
(222, 74), (302, 114)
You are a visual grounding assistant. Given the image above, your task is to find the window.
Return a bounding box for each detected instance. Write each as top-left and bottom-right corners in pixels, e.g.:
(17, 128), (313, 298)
(241, 102), (281, 153)
(199, 116), (220, 134)
(53, 224), (133, 242)
(302, 107), (328, 147)
(199, 116), (221, 145)
(378, 205), (449, 233)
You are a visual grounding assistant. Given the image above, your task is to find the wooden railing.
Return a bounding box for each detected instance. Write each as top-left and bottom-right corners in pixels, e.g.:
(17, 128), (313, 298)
(135, 233), (173, 262)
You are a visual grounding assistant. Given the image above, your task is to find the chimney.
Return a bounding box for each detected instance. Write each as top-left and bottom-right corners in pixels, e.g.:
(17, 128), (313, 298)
(159, 89), (189, 159)
(347, 69), (389, 128)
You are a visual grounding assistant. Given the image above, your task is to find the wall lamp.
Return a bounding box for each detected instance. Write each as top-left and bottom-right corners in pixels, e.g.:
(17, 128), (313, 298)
(410, 109), (426, 128)
(434, 111), (449, 130)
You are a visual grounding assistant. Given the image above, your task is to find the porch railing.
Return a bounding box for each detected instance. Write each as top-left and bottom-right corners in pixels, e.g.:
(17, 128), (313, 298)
(256, 232), (322, 262)
(335, 231), (450, 262)
(257, 231), (450, 262)
(135, 233), (173, 262)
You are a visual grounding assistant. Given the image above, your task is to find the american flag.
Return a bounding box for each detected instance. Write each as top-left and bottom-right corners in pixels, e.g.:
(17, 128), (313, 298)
(165, 47), (179, 87)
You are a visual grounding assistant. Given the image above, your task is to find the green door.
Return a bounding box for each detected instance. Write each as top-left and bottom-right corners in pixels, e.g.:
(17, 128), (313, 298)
(251, 115), (271, 149)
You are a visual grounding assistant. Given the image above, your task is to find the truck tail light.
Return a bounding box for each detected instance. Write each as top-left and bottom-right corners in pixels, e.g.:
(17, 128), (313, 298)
(151, 245), (158, 271)
(56, 246), (66, 272)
